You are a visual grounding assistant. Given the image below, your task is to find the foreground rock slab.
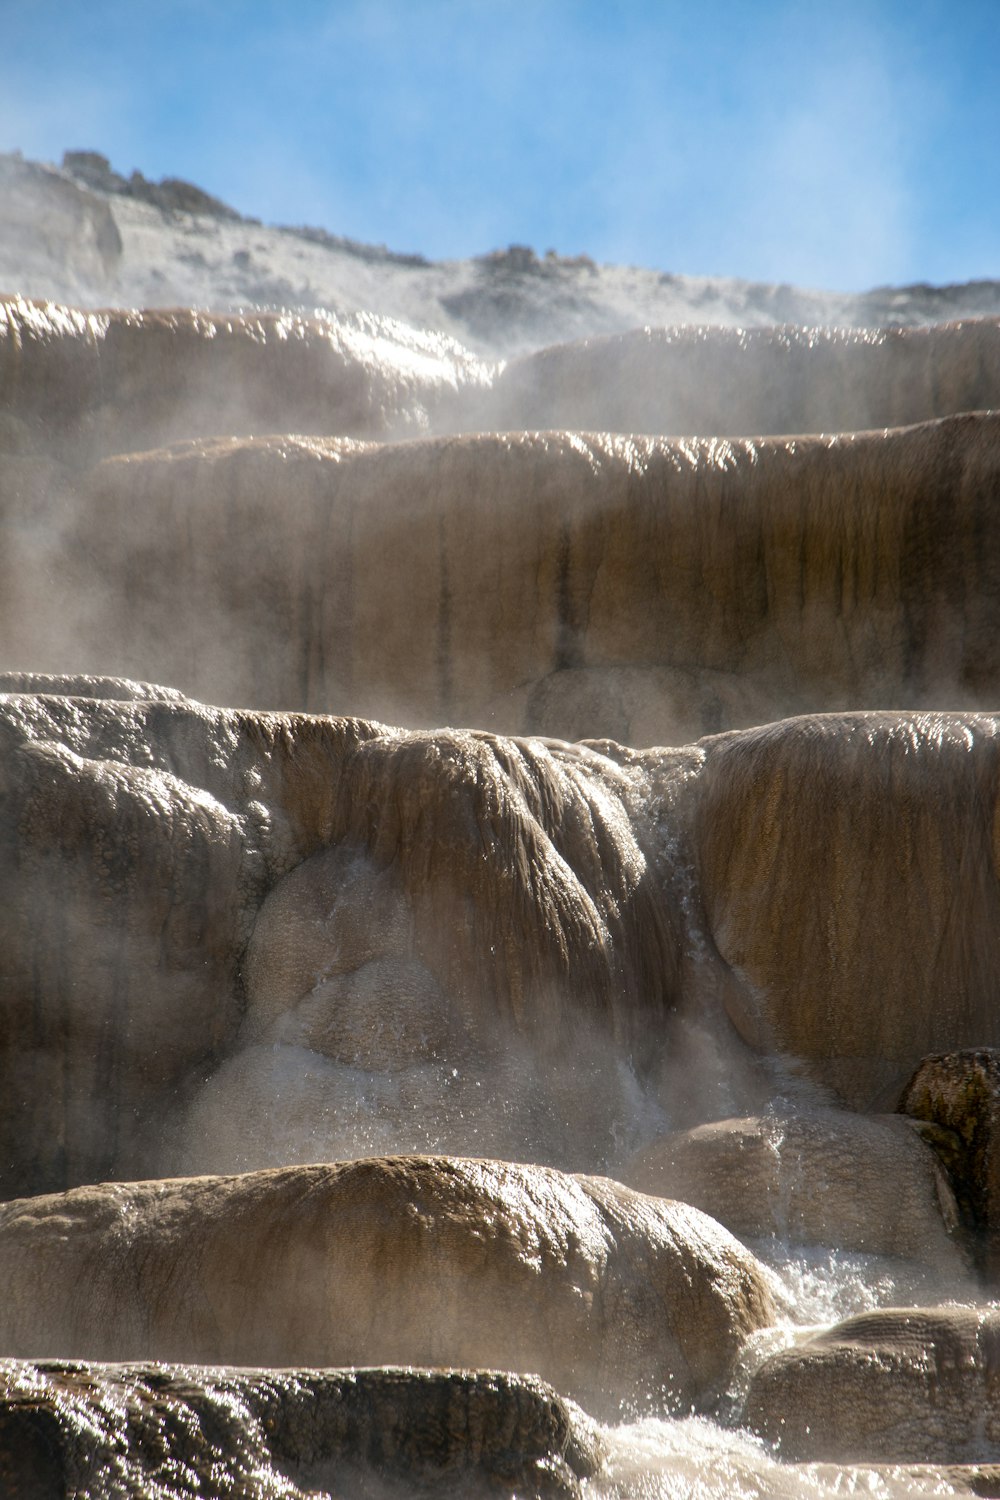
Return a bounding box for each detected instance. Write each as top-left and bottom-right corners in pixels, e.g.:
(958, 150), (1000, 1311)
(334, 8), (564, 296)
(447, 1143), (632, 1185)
(0, 1361), (603, 1499)
(0, 1157), (776, 1422)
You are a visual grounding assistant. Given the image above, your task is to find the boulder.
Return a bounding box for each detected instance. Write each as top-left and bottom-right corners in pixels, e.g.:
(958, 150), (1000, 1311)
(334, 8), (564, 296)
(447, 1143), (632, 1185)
(744, 1307), (1000, 1463)
(0, 1361), (603, 1500)
(899, 1049), (1000, 1281)
(0, 1158), (777, 1420)
(621, 1111), (966, 1275)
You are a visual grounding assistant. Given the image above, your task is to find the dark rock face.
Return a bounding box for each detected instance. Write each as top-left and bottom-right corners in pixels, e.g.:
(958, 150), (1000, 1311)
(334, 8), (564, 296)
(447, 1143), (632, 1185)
(899, 1050), (1000, 1280)
(62, 149), (243, 221)
(0, 1362), (604, 1499)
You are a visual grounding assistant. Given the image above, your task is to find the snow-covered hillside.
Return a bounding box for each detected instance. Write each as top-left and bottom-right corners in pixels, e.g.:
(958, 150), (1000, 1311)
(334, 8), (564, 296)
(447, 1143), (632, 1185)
(4, 148), (1000, 360)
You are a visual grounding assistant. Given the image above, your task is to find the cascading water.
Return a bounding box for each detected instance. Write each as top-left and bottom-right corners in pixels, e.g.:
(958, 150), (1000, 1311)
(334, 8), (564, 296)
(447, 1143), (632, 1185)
(2, 180), (1000, 1495)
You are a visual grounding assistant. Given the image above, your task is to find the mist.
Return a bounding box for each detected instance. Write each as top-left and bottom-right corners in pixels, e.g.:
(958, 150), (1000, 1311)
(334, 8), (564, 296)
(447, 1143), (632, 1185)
(0, 40), (999, 1485)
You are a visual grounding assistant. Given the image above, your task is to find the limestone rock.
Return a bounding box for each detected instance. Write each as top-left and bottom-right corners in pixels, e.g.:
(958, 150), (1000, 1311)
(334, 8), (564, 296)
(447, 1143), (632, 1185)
(744, 1307), (1000, 1463)
(481, 321), (1000, 438)
(0, 157), (121, 298)
(5, 689), (1000, 1189)
(621, 1111), (966, 1275)
(7, 410), (997, 743)
(694, 712), (1000, 1107)
(899, 1050), (1000, 1281)
(0, 1360), (603, 1499)
(0, 295), (491, 464)
(0, 687), (683, 1192)
(0, 1158), (777, 1420)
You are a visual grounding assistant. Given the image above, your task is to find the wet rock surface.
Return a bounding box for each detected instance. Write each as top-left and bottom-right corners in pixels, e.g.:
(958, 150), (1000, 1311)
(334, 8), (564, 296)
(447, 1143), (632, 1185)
(744, 1308), (1000, 1465)
(622, 1111), (966, 1274)
(899, 1050), (1000, 1282)
(0, 1361), (603, 1499)
(0, 1158), (777, 1421)
(3, 158), (1000, 1493)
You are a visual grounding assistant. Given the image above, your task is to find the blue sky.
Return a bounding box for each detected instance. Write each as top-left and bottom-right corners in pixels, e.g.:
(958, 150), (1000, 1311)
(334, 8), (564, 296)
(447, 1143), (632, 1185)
(2, 0), (998, 290)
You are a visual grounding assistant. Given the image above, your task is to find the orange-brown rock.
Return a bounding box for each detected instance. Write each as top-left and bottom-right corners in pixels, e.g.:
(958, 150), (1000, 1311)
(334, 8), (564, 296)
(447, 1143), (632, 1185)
(5, 688), (1000, 1191)
(0, 1158), (777, 1420)
(7, 411), (999, 742)
(0, 685), (680, 1193)
(0, 295), (490, 463)
(694, 712), (1000, 1108)
(5, 297), (1000, 467)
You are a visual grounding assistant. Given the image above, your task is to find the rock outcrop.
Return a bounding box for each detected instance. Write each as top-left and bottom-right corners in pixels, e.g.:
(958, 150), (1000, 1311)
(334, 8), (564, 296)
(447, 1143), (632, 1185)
(0, 158), (121, 300)
(0, 1158), (777, 1421)
(2, 187), (1000, 1493)
(481, 320), (1000, 438)
(621, 1111), (967, 1277)
(693, 712), (1000, 1107)
(4, 398), (1000, 742)
(3, 687), (1000, 1192)
(0, 1361), (604, 1500)
(0, 296), (490, 464)
(744, 1308), (1000, 1463)
(898, 1050), (1000, 1282)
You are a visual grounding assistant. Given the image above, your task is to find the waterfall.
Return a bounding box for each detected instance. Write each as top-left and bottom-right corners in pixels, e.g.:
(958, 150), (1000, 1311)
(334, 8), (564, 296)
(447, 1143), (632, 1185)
(2, 263), (1000, 1496)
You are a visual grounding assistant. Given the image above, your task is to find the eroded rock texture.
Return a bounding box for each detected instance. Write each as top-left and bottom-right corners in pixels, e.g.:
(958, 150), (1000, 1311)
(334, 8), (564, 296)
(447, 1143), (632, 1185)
(0, 1362), (603, 1499)
(0, 1158), (776, 1420)
(745, 1308), (1000, 1464)
(0, 295), (491, 462)
(898, 1050), (1000, 1282)
(483, 320), (1000, 437)
(1, 277), (1000, 1492)
(2, 687), (1000, 1193)
(621, 1112), (965, 1276)
(4, 404), (1000, 741)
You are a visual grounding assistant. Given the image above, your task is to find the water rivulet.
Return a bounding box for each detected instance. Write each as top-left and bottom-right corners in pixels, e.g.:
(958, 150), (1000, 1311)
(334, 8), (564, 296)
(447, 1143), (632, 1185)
(1, 295), (999, 1496)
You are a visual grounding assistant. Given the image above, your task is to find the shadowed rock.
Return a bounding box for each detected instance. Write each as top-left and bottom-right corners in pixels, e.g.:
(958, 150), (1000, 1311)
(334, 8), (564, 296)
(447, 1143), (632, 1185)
(899, 1050), (1000, 1282)
(0, 1158), (777, 1421)
(0, 1360), (604, 1499)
